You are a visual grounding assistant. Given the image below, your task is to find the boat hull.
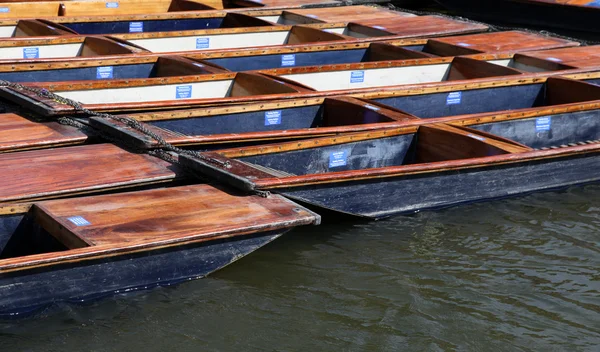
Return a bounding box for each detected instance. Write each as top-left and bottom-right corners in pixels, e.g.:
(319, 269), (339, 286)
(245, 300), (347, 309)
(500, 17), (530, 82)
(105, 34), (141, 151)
(0, 226), (285, 318)
(276, 152), (600, 219)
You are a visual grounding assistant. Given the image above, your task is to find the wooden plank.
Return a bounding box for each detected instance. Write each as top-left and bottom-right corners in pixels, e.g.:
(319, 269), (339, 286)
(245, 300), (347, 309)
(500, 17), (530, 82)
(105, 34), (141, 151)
(0, 113), (88, 153)
(33, 184), (319, 249)
(426, 30), (580, 55)
(286, 5), (416, 23)
(517, 45), (600, 69)
(0, 143), (179, 204)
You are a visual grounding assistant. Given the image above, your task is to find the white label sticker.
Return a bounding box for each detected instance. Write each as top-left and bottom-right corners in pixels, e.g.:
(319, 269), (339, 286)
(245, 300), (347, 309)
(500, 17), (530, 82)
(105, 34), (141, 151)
(129, 22), (144, 33)
(67, 216), (91, 226)
(350, 71), (364, 83)
(281, 54), (295, 67)
(265, 110), (282, 125)
(446, 92), (462, 105)
(96, 66), (113, 79)
(329, 150), (348, 168)
(536, 117), (551, 132)
(467, 134), (486, 141)
(196, 38), (210, 49)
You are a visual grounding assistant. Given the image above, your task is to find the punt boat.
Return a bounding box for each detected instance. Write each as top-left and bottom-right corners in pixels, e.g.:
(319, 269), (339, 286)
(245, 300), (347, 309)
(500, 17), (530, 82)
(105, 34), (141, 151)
(0, 0), (340, 18)
(0, 143), (319, 317)
(0, 32), (577, 83)
(508, 45), (600, 70)
(0, 55), (227, 83)
(4, 68), (600, 154)
(105, 17), (487, 54)
(187, 31), (579, 71)
(180, 76), (600, 219)
(0, 55), (592, 115)
(0, 5), (413, 35)
(0, 36), (146, 61)
(435, 0), (600, 35)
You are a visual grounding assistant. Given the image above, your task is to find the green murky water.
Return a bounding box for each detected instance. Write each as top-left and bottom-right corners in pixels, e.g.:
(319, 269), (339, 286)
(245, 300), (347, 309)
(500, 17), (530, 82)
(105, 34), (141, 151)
(1, 185), (598, 351)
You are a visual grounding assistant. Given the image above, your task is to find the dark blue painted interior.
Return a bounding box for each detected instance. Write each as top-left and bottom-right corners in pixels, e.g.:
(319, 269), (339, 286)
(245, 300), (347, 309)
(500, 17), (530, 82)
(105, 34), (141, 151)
(0, 214), (66, 260)
(0, 63), (157, 82)
(240, 134), (415, 175)
(471, 110), (600, 149)
(63, 18), (224, 35)
(373, 84), (546, 118)
(204, 49), (369, 71)
(148, 105), (324, 135)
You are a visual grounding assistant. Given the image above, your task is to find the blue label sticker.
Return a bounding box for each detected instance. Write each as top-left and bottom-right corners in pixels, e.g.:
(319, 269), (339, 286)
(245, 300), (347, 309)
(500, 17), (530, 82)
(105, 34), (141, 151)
(96, 66), (114, 79)
(329, 150), (348, 168)
(350, 70), (364, 83)
(281, 54), (295, 67)
(67, 216), (91, 227)
(196, 38), (210, 49)
(106, 2), (119, 8)
(536, 117), (551, 132)
(176, 85), (192, 99)
(265, 110), (282, 126)
(22, 47), (39, 59)
(586, 0), (600, 7)
(0, 7), (9, 13)
(129, 22), (143, 33)
(446, 91), (462, 105)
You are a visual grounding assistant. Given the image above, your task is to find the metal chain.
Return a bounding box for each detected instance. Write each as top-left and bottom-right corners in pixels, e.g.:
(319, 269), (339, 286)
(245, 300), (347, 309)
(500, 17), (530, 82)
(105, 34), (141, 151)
(0, 80), (230, 168)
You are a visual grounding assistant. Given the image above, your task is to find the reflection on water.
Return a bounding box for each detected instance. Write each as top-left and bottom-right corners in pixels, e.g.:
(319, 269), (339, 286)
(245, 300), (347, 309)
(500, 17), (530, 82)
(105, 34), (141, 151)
(0, 185), (599, 351)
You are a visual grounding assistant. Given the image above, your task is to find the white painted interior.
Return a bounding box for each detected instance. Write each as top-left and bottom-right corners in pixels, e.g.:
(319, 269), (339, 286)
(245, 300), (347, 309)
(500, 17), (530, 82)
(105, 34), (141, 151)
(0, 43), (82, 60)
(54, 80), (234, 104)
(0, 26), (16, 37)
(486, 59), (550, 73)
(323, 27), (376, 38)
(280, 64), (452, 91)
(128, 31), (291, 53)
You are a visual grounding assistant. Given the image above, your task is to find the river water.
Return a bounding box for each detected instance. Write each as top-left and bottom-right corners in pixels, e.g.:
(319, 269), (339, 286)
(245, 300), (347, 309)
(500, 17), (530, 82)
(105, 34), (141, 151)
(0, 185), (598, 351)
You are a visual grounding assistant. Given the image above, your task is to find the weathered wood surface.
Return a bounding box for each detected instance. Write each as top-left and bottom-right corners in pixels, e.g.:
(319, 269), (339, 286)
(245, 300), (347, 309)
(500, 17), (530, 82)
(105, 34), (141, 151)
(426, 30), (580, 55)
(33, 184), (319, 249)
(0, 144), (179, 204)
(0, 113), (88, 152)
(517, 46), (600, 69)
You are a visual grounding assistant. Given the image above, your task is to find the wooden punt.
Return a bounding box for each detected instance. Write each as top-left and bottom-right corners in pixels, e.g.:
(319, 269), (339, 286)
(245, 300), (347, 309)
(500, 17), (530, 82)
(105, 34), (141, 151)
(0, 0), (340, 18)
(179, 77), (600, 219)
(0, 36), (146, 61)
(1, 56), (593, 115)
(0, 71), (315, 115)
(0, 183), (319, 317)
(1, 5), (414, 35)
(6, 70), (600, 154)
(506, 45), (600, 69)
(82, 74), (600, 150)
(0, 31), (576, 83)
(103, 17), (487, 55)
(435, 0), (600, 35)
(0, 55), (227, 83)
(189, 31), (579, 71)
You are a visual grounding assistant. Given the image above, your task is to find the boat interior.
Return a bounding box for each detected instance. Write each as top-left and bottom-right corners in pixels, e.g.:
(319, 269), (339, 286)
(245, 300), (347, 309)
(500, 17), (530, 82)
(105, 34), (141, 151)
(111, 25), (348, 53)
(0, 36), (145, 60)
(274, 57), (525, 92)
(0, 56), (226, 83)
